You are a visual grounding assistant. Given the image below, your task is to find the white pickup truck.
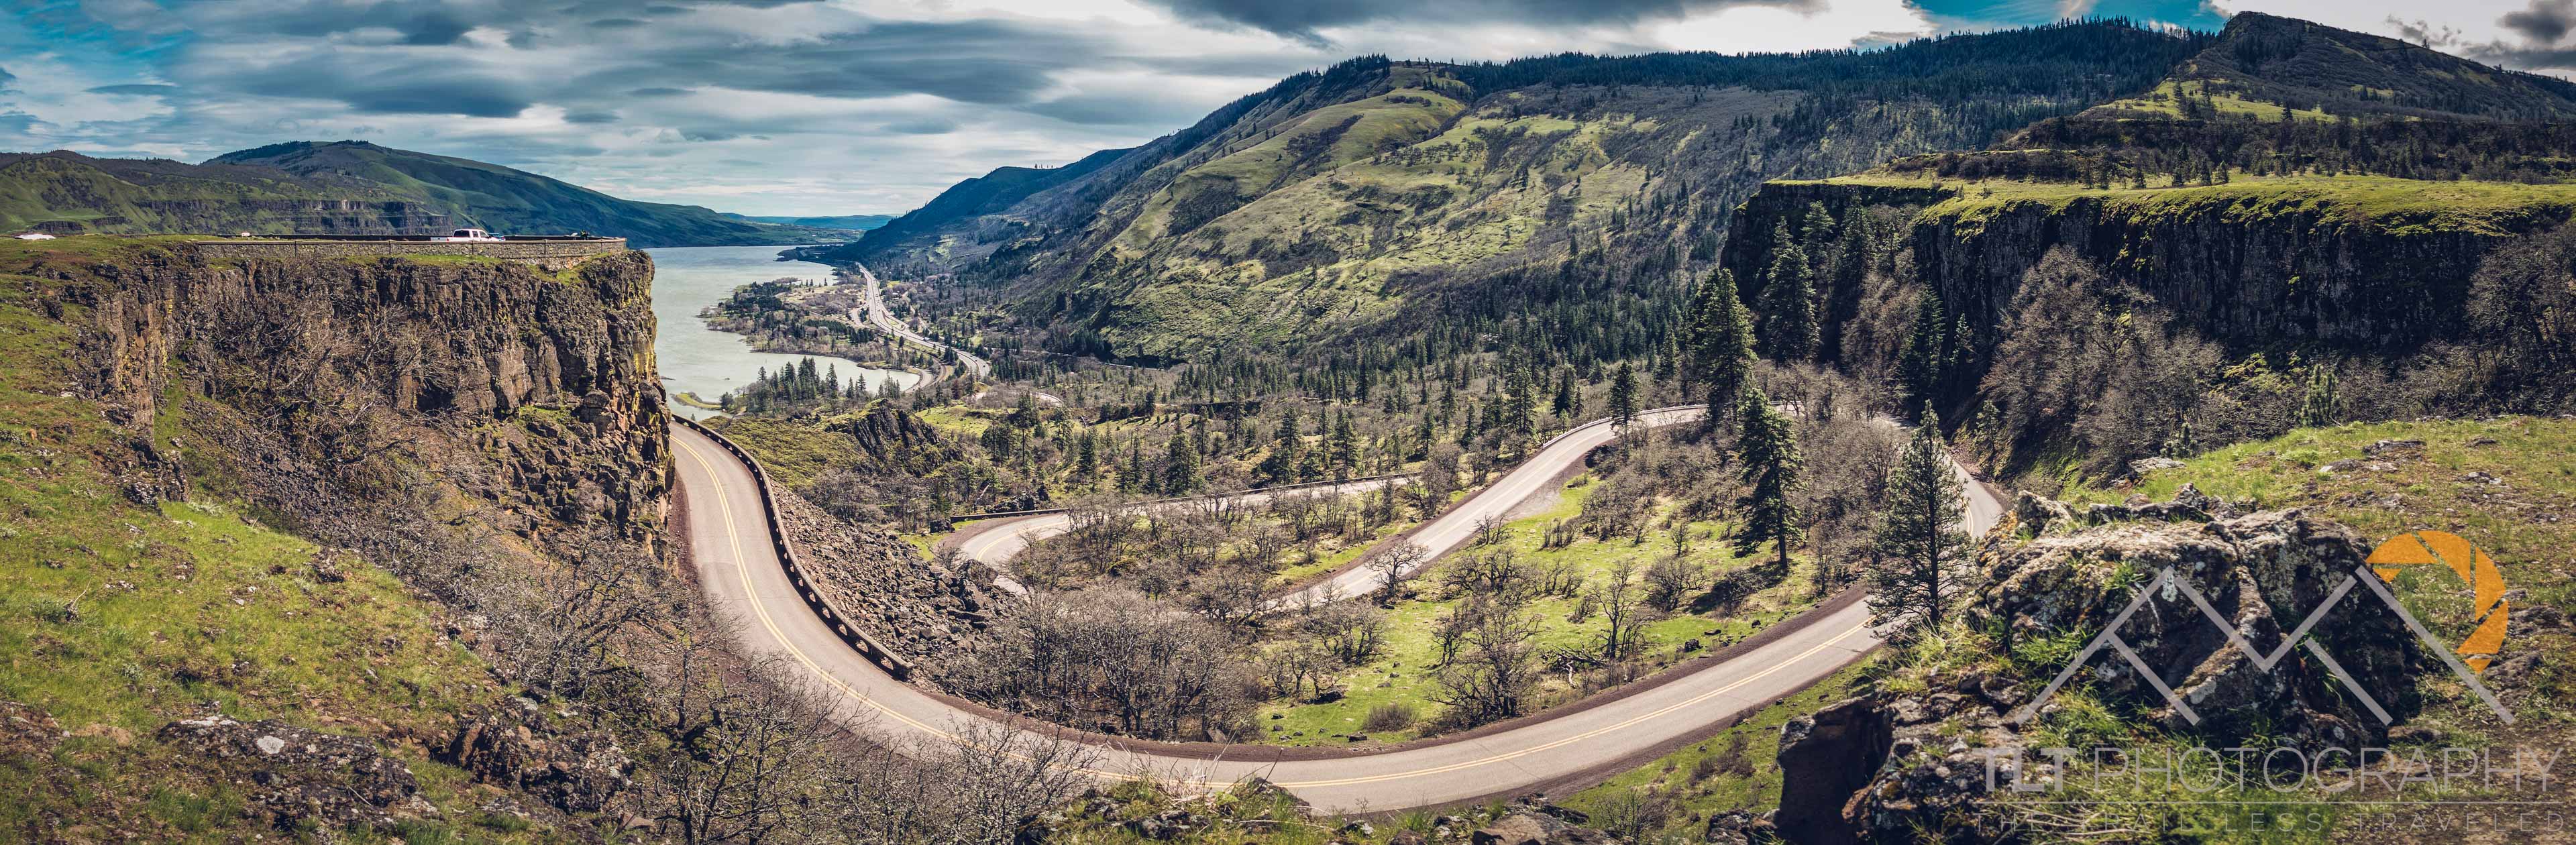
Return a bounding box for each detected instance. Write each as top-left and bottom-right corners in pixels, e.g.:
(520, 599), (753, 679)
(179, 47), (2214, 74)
(435, 228), (504, 242)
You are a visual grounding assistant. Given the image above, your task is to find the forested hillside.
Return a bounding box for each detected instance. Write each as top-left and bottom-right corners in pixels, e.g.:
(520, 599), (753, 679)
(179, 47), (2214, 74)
(0, 143), (845, 247)
(835, 21), (2213, 364)
(1717, 11), (2576, 495)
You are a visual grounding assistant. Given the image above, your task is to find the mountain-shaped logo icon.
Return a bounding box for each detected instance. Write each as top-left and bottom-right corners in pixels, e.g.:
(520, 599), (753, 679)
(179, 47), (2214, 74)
(2010, 532), (2515, 726)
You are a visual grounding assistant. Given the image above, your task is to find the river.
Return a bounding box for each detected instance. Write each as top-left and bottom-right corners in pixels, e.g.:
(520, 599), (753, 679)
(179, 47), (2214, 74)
(643, 245), (925, 419)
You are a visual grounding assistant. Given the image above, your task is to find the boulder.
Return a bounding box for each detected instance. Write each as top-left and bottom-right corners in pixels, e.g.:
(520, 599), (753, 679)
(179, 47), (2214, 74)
(1471, 813), (1566, 845)
(443, 708), (633, 813)
(1972, 506), (2420, 744)
(1773, 697), (1890, 845)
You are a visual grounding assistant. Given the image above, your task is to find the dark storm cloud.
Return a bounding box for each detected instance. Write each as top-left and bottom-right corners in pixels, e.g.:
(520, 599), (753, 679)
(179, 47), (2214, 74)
(215, 52), (536, 117)
(561, 19), (1107, 106)
(1140, 0), (1814, 46)
(152, 2), (1115, 116)
(2502, 0), (2576, 44)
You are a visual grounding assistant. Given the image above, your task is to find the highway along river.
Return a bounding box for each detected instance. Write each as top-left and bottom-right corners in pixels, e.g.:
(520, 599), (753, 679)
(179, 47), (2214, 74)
(645, 245), (925, 419)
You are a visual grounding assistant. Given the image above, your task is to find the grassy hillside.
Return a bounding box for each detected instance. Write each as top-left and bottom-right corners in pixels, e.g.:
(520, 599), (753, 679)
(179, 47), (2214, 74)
(0, 152), (449, 236)
(2077, 12), (2576, 123)
(842, 23), (2212, 362)
(0, 237), (547, 841)
(207, 141), (846, 247)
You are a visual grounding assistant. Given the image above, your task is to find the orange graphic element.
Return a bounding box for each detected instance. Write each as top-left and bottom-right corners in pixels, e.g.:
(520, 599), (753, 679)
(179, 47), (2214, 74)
(2366, 530), (2509, 673)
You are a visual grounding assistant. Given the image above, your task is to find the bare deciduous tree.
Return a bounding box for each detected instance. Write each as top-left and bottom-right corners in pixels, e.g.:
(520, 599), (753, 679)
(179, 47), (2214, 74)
(1365, 540), (1429, 604)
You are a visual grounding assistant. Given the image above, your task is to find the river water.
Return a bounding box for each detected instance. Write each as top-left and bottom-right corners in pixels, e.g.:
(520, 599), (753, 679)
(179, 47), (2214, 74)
(644, 245), (924, 419)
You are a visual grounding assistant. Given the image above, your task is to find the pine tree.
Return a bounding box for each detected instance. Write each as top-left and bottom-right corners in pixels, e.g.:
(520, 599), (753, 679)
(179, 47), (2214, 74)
(1894, 288), (1947, 421)
(1501, 369), (1537, 441)
(1756, 222), (1819, 361)
(1731, 385), (1801, 573)
(1122, 443), (1147, 494)
(1870, 412), (1969, 638)
(1327, 411), (1358, 477)
(1688, 269), (1757, 430)
(1163, 435), (1201, 494)
(1550, 367), (1578, 418)
(1074, 429), (1100, 479)
(1607, 362), (1639, 433)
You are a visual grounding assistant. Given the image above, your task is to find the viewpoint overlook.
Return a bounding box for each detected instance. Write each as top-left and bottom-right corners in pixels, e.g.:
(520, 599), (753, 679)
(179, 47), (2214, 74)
(2, 3), (2574, 844)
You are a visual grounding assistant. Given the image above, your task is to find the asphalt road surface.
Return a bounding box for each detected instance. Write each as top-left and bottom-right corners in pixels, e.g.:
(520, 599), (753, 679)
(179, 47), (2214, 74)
(674, 404), (2004, 813)
(851, 263), (990, 380)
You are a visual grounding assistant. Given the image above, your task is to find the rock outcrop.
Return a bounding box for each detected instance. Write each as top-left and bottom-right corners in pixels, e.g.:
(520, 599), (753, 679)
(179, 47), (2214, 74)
(1774, 697), (1892, 845)
(157, 713), (437, 829)
(442, 707), (633, 814)
(57, 243), (667, 546)
(1775, 491), (2428, 843)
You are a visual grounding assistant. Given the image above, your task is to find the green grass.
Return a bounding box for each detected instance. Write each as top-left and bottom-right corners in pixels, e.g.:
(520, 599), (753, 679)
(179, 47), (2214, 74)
(1254, 479), (1824, 746)
(1801, 171), (2576, 241)
(2083, 78), (2336, 122)
(706, 413), (867, 488)
(1263, 487), (1463, 587)
(1556, 657), (1879, 838)
(0, 241), (549, 842)
(2065, 416), (2576, 683)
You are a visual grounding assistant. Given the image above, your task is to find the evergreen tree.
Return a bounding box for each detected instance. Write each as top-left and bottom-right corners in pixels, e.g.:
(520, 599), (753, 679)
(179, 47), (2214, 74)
(1074, 429), (1100, 479)
(1163, 435), (1202, 494)
(1731, 385), (1801, 573)
(1870, 412), (1969, 638)
(1550, 367), (1578, 418)
(1894, 288), (1947, 420)
(1327, 411), (1359, 477)
(1757, 222), (1819, 361)
(1501, 369), (1537, 441)
(1688, 269), (1758, 430)
(1122, 443), (1147, 494)
(1607, 362), (1639, 432)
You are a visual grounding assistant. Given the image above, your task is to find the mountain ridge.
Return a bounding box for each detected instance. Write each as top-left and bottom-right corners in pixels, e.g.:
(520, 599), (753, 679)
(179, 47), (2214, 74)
(1, 142), (845, 247)
(828, 23), (2216, 362)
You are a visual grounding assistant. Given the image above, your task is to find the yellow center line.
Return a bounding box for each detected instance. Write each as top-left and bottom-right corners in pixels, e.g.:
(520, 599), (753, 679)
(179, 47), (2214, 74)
(676, 427), (1874, 793)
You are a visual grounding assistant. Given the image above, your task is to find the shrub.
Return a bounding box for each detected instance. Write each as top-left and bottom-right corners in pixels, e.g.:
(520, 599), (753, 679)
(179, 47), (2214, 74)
(1362, 701), (1417, 732)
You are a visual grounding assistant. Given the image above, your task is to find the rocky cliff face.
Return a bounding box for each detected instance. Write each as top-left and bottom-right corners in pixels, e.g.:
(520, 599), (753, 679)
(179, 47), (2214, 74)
(56, 242), (666, 545)
(1727, 178), (2576, 359)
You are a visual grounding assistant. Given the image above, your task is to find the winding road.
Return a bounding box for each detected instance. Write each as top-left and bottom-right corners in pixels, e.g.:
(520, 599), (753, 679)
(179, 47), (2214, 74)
(852, 264), (991, 381)
(673, 402), (2004, 813)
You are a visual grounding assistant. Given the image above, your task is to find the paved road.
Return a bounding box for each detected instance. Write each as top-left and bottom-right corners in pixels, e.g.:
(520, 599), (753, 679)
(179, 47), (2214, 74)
(674, 405), (2004, 813)
(951, 476), (1409, 596)
(851, 263), (990, 381)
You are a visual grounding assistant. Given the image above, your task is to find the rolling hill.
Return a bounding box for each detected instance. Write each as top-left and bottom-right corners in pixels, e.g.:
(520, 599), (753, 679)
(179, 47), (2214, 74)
(720, 212), (894, 231)
(0, 142), (847, 248)
(206, 141), (847, 247)
(827, 23), (2220, 362)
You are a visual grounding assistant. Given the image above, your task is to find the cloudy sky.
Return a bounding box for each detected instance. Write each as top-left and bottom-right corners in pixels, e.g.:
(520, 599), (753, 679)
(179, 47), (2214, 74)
(3, 1), (2571, 216)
